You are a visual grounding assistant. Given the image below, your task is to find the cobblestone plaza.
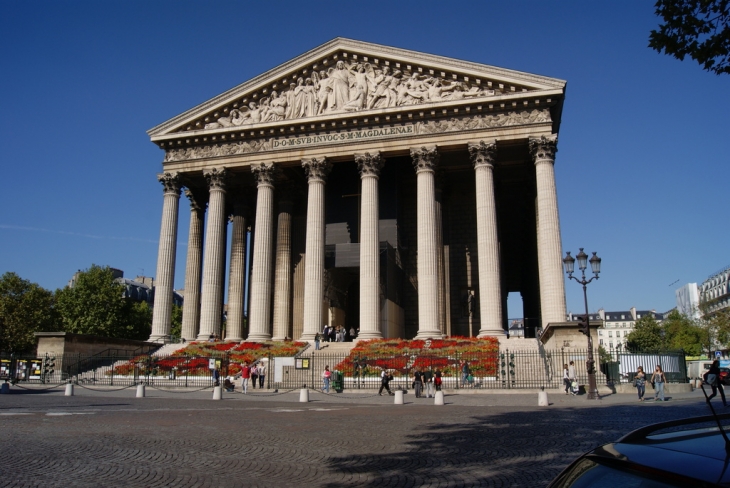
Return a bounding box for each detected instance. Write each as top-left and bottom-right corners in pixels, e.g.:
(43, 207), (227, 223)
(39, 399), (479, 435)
(0, 388), (710, 487)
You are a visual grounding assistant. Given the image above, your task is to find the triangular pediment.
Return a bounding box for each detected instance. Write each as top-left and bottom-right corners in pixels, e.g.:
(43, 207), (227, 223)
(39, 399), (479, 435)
(148, 38), (565, 140)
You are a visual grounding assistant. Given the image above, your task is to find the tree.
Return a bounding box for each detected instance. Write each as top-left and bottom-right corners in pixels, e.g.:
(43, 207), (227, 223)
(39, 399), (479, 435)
(626, 314), (665, 352)
(170, 304), (183, 339)
(0, 272), (57, 354)
(649, 0), (730, 75)
(55, 265), (151, 340)
(661, 309), (706, 356)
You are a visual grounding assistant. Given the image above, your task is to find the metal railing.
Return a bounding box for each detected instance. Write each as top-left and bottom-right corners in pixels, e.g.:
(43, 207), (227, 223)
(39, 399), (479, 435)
(0, 347), (688, 391)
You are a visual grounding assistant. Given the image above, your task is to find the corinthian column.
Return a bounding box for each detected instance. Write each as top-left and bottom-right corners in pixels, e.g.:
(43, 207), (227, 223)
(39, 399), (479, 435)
(468, 140), (505, 337)
(272, 194), (293, 341)
(198, 167), (228, 340)
(529, 135), (567, 325)
(300, 157), (331, 341)
(225, 198), (248, 342)
(356, 152), (384, 339)
(150, 172), (182, 342)
(180, 189), (206, 342)
(248, 163), (277, 342)
(411, 147), (443, 339)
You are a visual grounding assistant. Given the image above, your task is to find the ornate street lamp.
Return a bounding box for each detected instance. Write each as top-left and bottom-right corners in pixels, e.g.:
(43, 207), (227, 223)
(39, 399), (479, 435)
(563, 248), (602, 400)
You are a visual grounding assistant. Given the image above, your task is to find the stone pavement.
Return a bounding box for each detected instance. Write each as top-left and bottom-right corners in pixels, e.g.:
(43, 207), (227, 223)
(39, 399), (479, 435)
(0, 386), (716, 487)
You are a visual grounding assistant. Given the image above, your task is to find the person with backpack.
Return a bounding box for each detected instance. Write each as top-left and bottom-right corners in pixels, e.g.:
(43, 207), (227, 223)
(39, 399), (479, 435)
(379, 370), (394, 396)
(705, 359), (727, 407)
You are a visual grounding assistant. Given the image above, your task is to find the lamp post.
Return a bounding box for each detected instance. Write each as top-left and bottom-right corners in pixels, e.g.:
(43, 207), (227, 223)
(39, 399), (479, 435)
(563, 248), (602, 400)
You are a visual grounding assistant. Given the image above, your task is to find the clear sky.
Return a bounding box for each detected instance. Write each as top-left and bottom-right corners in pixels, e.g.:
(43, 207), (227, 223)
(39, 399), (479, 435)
(1, 1), (727, 319)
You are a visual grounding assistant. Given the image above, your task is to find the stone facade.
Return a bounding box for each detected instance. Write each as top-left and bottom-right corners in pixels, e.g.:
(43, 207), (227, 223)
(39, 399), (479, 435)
(146, 38), (568, 343)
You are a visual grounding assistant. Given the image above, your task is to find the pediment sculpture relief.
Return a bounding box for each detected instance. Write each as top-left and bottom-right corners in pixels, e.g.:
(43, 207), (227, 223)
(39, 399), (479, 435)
(203, 61), (496, 130)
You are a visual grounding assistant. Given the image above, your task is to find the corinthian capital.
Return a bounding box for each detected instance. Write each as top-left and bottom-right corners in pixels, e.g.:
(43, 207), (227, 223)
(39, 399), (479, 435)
(158, 172), (181, 195)
(355, 151), (384, 178)
(184, 188), (207, 212)
(528, 135), (558, 164)
(203, 167), (228, 191)
(302, 157), (331, 183)
(411, 146), (439, 173)
(468, 140), (498, 169)
(252, 162), (278, 187)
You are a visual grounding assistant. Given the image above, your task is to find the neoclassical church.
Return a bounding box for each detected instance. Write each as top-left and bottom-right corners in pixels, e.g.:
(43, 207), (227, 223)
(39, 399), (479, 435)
(147, 38), (568, 343)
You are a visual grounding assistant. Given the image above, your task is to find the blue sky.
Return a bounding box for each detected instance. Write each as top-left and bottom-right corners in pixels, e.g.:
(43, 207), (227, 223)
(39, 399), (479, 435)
(1, 1), (727, 319)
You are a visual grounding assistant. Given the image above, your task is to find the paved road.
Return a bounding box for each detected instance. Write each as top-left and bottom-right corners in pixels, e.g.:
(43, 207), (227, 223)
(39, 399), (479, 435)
(0, 386), (716, 487)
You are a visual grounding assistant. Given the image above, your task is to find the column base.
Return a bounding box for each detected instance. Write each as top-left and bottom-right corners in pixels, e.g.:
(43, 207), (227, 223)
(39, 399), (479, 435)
(246, 333), (272, 343)
(477, 329), (506, 338)
(197, 333), (213, 341)
(225, 337), (243, 342)
(356, 331), (382, 340)
(299, 332), (318, 341)
(415, 330), (443, 340)
(147, 334), (169, 343)
(271, 336), (289, 341)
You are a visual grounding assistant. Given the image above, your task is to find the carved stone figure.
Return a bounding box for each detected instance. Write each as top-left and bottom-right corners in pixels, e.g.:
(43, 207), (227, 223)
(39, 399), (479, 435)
(344, 64), (371, 111)
(314, 70), (332, 115)
(329, 61), (351, 111)
(268, 91), (287, 121)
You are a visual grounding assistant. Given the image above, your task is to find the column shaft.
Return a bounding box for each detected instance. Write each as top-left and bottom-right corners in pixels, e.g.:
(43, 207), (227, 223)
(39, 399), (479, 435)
(226, 200), (247, 342)
(248, 164), (276, 342)
(411, 147), (442, 339)
(150, 172), (181, 342)
(180, 190), (205, 342)
(469, 141), (505, 337)
(272, 199), (293, 341)
(198, 168), (228, 340)
(530, 136), (567, 325)
(301, 158), (331, 341)
(356, 152), (383, 339)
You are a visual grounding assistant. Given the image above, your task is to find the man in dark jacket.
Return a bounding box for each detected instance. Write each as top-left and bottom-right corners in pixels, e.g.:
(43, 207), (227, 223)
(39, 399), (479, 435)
(379, 370), (394, 396)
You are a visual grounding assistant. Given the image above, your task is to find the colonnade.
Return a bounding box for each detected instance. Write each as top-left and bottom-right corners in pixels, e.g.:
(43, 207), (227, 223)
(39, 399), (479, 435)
(149, 136), (566, 343)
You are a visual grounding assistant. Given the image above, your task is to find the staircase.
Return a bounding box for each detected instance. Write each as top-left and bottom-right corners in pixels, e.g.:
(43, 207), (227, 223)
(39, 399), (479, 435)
(152, 343), (189, 357)
(301, 341), (356, 357)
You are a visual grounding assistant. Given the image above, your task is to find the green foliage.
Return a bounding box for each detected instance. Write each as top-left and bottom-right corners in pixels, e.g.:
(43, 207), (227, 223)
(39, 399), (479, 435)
(626, 314), (665, 352)
(598, 345), (612, 364)
(662, 309), (706, 356)
(55, 265), (151, 340)
(0, 272), (57, 354)
(170, 304), (183, 339)
(649, 0), (730, 75)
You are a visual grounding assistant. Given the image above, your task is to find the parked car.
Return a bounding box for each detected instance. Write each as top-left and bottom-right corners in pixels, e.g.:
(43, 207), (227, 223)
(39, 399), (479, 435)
(547, 413), (730, 487)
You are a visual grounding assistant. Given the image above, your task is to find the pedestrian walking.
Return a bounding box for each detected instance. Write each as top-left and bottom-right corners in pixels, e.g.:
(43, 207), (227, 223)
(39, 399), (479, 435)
(322, 365), (332, 393)
(250, 363), (259, 389)
(461, 361), (470, 388)
(413, 368), (424, 398)
(563, 364), (572, 395)
(314, 332), (321, 350)
(568, 361), (577, 395)
(434, 369), (443, 391)
(634, 366), (646, 402)
(258, 361), (266, 388)
(705, 359), (727, 407)
(323, 325), (330, 343)
(651, 364), (667, 401)
(379, 370), (394, 396)
(240, 362), (251, 394)
(423, 367), (434, 398)
(213, 367), (220, 387)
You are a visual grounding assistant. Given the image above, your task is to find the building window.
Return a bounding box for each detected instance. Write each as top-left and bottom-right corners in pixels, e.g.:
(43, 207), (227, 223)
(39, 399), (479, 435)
(599, 339), (603, 345)
(608, 331), (612, 337)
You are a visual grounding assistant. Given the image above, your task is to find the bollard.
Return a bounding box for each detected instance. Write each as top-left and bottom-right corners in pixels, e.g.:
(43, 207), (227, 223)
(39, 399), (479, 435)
(538, 389), (549, 407)
(212, 386), (222, 400)
(65, 383), (74, 397)
(136, 384), (145, 398)
(0, 382), (9, 394)
(394, 390), (404, 405)
(434, 390), (445, 405)
(299, 388), (309, 403)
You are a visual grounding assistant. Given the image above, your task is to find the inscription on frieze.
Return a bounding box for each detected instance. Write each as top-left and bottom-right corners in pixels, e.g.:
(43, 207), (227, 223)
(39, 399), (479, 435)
(164, 109), (551, 162)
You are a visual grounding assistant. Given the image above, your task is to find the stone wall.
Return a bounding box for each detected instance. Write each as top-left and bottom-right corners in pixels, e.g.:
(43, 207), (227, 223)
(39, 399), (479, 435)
(35, 332), (158, 357)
